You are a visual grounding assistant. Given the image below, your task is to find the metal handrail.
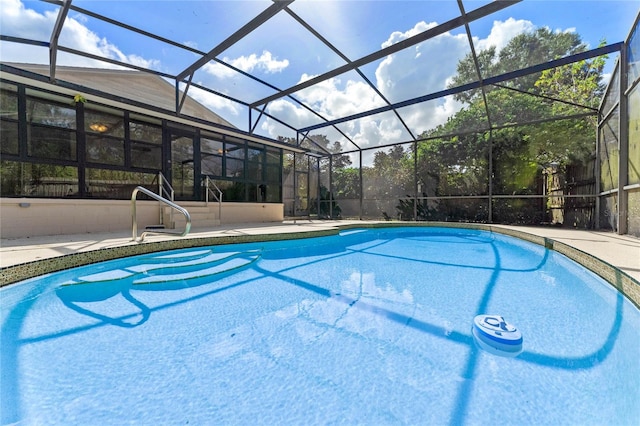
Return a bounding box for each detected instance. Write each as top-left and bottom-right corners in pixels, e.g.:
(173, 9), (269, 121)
(203, 176), (223, 223)
(157, 172), (175, 227)
(131, 186), (191, 242)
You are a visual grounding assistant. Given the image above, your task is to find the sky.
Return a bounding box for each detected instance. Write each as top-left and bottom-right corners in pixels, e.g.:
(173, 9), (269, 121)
(1, 0), (638, 153)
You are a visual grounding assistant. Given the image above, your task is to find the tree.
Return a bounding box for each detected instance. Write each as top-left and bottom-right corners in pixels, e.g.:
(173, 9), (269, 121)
(529, 45), (606, 166)
(330, 142), (352, 169)
(370, 145), (412, 197)
(449, 27), (587, 104)
(332, 168), (358, 199)
(406, 28), (604, 224)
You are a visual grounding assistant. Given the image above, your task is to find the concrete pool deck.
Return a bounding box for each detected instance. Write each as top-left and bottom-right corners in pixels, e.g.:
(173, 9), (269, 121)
(1, 220), (639, 291)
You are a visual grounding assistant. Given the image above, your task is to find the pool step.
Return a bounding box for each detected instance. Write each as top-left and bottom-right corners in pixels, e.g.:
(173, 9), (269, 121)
(133, 254), (259, 284)
(162, 204), (220, 230)
(61, 249), (261, 286)
(145, 224), (166, 230)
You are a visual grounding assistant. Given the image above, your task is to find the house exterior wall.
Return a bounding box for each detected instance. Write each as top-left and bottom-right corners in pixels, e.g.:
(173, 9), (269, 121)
(0, 198), (284, 238)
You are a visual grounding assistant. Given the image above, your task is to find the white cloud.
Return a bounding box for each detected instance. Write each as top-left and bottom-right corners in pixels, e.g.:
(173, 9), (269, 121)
(267, 98), (318, 128)
(201, 62), (234, 79)
(1, 0), (52, 39)
(0, 0), (159, 69)
(375, 21), (470, 112)
(0, 0), (546, 150)
(475, 17), (535, 53)
(297, 76), (386, 117)
(203, 51), (288, 79)
(188, 86), (244, 124)
(237, 51), (288, 73)
(183, 40), (200, 50)
(263, 18), (538, 150)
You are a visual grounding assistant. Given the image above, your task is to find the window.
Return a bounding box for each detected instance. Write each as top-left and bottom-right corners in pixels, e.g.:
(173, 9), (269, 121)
(0, 160), (78, 197)
(131, 141), (161, 170)
(212, 179), (245, 202)
(130, 119), (162, 170)
(26, 96), (77, 161)
(0, 84), (19, 155)
(129, 119), (162, 142)
(225, 141), (245, 178)
(28, 125), (77, 161)
(86, 168), (156, 199)
(0, 120), (18, 155)
(85, 108), (124, 138)
(85, 107), (125, 166)
(0, 81), (284, 202)
(265, 147), (282, 184)
(247, 144), (264, 181)
(26, 96), (76, 129)
(86, 135), (124, 165)
(201, 135), (224, 176)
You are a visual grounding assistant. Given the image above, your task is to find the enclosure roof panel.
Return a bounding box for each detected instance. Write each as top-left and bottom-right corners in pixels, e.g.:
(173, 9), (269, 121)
(1, 0), (637, 153)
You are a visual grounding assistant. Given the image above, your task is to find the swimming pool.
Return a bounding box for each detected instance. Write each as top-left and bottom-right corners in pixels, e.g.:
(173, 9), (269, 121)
(2, 227), (639, 424)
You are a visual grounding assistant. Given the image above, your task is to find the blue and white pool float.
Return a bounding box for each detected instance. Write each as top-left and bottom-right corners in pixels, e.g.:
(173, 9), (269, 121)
(472, 314), (523, 356)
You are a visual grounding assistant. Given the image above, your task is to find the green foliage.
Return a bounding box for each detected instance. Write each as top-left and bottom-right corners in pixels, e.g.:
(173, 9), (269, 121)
(416, 133), (489, 198)
(399, 28), (603, 223)
(366, 145), (413, 198)
(449, 27), (586, 103)
(395, 194), (488, 222)
(1, 161), (78, 197)
(333, 167), (360, 199)
(535, 44), (606, 109)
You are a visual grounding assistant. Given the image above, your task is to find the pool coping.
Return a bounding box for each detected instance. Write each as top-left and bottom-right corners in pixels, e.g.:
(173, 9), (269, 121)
(1, 222), (639, 309)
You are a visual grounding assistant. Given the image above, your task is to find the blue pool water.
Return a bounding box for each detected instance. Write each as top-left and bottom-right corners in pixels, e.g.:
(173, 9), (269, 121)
(2, 227), (639, 425)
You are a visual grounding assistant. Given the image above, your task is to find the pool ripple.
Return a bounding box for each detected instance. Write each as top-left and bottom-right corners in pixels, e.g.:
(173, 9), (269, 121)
(2, 227), (639, 425)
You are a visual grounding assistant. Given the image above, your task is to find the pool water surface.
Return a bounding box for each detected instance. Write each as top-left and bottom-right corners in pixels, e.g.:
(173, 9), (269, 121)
(2, 227), (639, 425)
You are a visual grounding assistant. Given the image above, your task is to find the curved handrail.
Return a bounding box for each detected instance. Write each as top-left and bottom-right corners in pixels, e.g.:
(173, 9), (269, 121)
(157, 172), (175, 226)
(150, 172), (176, 226)
(131, 186), (191, 242)
(203, 176), (223, 223)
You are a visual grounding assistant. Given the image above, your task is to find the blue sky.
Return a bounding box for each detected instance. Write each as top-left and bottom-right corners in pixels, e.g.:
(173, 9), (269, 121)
(1, 0), (638, 149)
